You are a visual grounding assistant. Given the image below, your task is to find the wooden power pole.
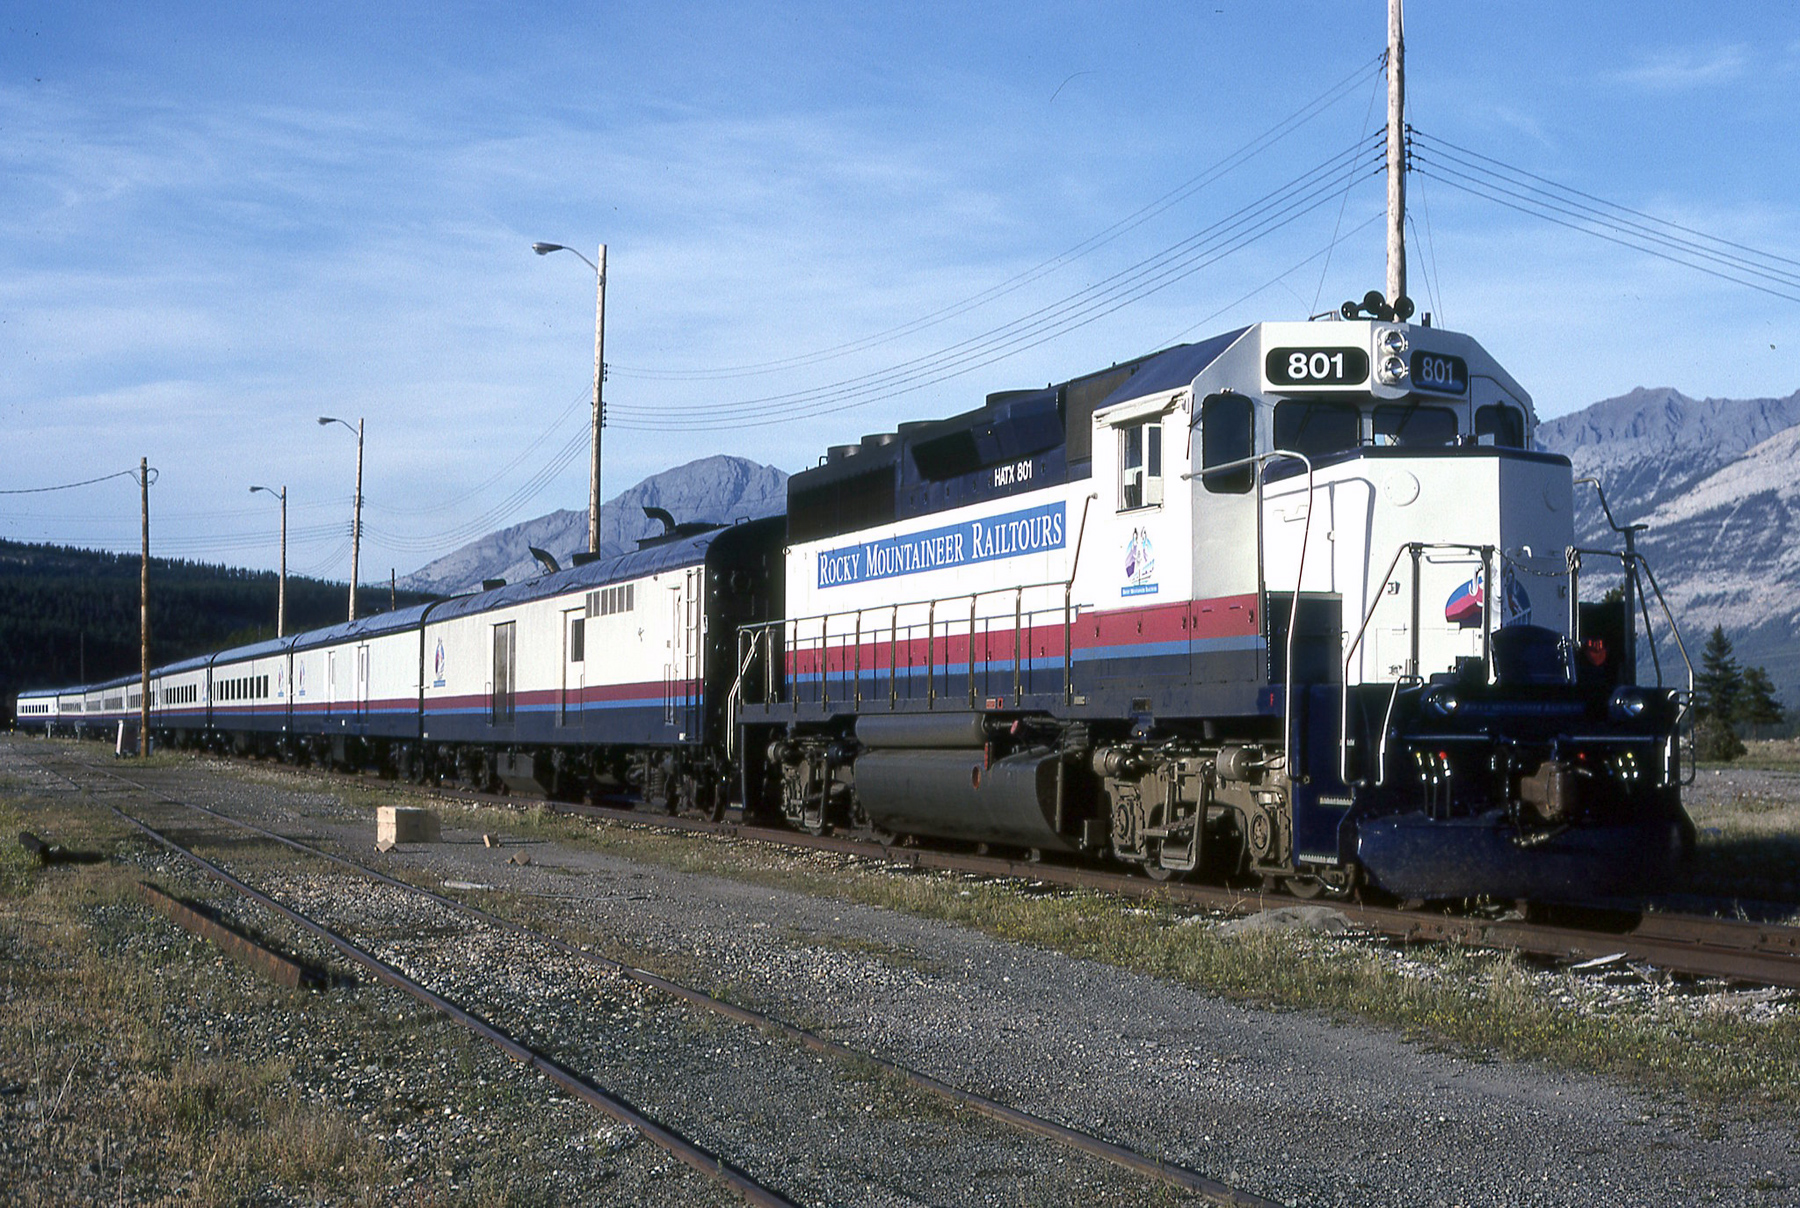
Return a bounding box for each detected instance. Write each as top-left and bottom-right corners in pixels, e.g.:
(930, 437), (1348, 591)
(139, 456), (150, 758)
(1386, 0), (1407, 309)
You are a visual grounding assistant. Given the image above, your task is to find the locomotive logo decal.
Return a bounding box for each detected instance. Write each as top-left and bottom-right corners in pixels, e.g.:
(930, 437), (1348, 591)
(1444, 566), (1532, 628)
(433, 638), (446, 688)
(296, 661), (306, 697)
(817, 501), (1065, 588)
(1122, 527), (1158, 597)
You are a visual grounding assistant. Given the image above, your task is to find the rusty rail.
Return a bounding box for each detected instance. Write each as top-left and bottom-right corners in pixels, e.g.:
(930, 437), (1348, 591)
(137, 880), (319, 990)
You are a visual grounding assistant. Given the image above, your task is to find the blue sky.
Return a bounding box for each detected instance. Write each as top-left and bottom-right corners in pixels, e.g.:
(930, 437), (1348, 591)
(5, 2), (1800, 581)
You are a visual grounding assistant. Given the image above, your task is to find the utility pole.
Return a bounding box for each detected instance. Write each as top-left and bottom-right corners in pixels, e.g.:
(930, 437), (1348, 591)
(351, 417), (364, 620)
(531, 240), (608, 555)
(252, 484), (287, 636)
(139, 456), (150, 759)
(277, 487), (287, 636)
(1386, 0), (1407, 310)
(318, 416), (365, 621)
(589, 243), (607, 555)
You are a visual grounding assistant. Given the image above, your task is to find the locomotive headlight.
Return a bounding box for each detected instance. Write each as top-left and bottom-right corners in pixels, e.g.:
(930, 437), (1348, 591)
(1608, 687), (1650, 720)
(1378, 328), (1409, 355)
(1423, 686), (1461, 718)
(1378, 354), (1409, 385)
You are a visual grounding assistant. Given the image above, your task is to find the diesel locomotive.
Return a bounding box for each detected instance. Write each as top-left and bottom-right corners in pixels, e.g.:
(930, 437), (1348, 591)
(18, 313), (1695, 904)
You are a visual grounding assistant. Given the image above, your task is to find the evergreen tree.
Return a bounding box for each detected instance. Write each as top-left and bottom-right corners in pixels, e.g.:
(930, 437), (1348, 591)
(1695, 625), (1743, 723)
(1737, 666), (1787, 728)
(1693, 625), (1747, 762)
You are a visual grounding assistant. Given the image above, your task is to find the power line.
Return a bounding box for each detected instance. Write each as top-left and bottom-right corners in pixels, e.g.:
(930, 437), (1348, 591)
(0, 468), (145, 495)
(606, 137), (1384, 430)
(610, 53), (1387, 384)
(1410, 129), (1800, 303)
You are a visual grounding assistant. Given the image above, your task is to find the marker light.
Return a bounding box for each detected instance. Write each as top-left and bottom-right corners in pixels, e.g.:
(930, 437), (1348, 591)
(1424, 687), (1461, 718)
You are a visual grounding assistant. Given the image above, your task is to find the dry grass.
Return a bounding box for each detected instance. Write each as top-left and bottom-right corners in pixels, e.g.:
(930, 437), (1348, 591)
(0, 791), (396, 1205)
(1738, 738), (1800, 771)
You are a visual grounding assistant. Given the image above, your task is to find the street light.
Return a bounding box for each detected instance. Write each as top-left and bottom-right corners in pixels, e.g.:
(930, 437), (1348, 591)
(249, 484), (287, 637)
(532, 240), (607, 555)
(317, 416), (364, 621)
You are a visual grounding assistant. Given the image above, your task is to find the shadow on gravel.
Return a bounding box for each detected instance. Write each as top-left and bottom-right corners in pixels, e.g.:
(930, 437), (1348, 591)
(1687, 831), (1800, 906)
(17, 830), (105, 866)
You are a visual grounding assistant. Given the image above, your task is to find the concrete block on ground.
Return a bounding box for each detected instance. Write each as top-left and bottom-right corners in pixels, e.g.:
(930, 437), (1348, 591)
(377, 806), (440, 846)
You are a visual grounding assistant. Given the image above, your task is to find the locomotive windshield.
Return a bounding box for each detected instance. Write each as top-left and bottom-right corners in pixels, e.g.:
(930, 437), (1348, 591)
(1273, 399), (1360, 458)
(1476, 403), (1526, 447)
(1372, 403), (1457, 447)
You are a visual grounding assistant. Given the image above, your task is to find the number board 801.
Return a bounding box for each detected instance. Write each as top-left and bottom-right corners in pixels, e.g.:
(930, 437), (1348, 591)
(1265, 346), (1370, 388)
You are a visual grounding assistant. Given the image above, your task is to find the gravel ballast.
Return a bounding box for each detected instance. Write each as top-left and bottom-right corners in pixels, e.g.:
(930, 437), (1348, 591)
(4, 737), (1798, 1206)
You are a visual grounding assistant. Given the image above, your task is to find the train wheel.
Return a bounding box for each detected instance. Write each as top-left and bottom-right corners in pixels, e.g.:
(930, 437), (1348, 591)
(1284, 872), (1353, 900)
(1141, 841), (1190, 882)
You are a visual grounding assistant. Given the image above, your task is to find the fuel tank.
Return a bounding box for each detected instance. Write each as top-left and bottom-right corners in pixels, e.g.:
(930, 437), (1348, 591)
(855, 746), (1075, 852)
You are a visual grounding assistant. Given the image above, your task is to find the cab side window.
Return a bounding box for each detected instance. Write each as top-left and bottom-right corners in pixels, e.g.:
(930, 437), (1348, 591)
(1118, 418), (1163, 510)
(1200, 392), (1254, 494)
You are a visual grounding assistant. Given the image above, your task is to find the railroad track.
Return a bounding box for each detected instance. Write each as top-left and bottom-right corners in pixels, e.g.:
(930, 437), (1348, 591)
(400, 772), (1800, 991)
(24, 747), (1283, 1208)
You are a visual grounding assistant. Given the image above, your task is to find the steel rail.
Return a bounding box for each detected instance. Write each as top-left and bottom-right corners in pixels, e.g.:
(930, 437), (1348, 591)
(33, 737), (1800, 984)
(57, 753), (1282, 1208)
(535, 801), (1800, 990)
(99, 794), (801, 1208)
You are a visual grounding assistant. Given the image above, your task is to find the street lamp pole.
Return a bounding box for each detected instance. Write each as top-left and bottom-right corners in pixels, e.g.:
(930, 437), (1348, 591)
(318, 416), (364, 620)
(250, 484), (287, 636)
(531, 241), (606, 555)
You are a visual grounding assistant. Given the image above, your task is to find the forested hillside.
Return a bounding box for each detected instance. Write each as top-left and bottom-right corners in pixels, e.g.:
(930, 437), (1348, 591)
(0, 540), (435, 721)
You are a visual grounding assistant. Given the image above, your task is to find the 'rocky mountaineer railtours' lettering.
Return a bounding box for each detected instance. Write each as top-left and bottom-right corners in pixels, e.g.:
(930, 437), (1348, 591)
(817, 501), (1066, 588)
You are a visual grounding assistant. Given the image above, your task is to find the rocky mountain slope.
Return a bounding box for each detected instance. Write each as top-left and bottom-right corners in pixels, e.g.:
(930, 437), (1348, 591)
(1536, 387), (1800, 705)
(398, 455), (786, 595)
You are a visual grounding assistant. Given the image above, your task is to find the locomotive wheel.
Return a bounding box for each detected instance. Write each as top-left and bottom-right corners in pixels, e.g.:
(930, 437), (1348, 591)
(1284, 875), (1327, 899)
(1284, 872), (1353, 900)
(1140, 841), (1190, 883)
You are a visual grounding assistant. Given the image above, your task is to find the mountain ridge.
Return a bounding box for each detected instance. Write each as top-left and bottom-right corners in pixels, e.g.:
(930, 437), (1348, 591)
(1535, 386), (1800, 707)
(398, 454), (787, 596)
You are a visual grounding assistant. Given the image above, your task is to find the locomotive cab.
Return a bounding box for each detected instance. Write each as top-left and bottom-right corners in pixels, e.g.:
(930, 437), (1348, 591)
(1174, 319), (1693, 901)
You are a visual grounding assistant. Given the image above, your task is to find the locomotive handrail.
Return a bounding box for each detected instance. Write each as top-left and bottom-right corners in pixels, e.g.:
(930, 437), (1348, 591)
(1633, 551), (1697, 786)
(1202, 449), (1317, 774)
(1565, 546), (1694, 696)
(736, 494), (1101, 716)
(1567, 543), (1696, 786)
(1340, 540), (1499, 787)
(735, 578), (1078, 714)
(723, 631), (766, 761)
(1064, 493), (1099, 706)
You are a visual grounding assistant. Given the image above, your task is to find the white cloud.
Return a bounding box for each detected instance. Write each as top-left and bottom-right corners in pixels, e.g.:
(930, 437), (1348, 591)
(1609, 45), (1752, 92)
